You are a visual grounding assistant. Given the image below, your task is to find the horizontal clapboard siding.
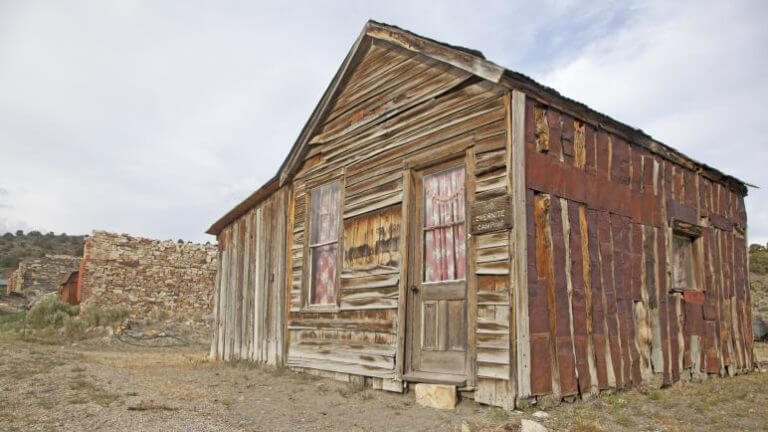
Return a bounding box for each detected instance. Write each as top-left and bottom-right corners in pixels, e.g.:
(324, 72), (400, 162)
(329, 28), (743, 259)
(287, 39), (507, 383)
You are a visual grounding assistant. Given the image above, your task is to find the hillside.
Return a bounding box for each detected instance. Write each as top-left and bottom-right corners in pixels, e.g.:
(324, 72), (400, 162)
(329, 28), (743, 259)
(751, 244), (768, 324)
(0, 231), (85, 276)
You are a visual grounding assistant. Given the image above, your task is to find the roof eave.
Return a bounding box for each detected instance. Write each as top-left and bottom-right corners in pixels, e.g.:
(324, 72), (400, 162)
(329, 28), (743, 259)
(205, 175), (279, 236)
(205, 20), (754, 237)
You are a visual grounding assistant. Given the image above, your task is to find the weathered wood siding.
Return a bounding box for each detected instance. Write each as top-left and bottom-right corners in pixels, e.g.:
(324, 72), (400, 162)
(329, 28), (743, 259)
(208, 24), (750, 410)
(286, 39), (513, 393)
(210, 186), (289, 366)
(522, 101), (751, 402)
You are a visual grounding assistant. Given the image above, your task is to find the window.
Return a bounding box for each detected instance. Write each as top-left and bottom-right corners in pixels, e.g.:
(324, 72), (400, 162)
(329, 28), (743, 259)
(672, 233), (697, 292)
(308, 181), (341, 306)
(423, 166), (466, 282)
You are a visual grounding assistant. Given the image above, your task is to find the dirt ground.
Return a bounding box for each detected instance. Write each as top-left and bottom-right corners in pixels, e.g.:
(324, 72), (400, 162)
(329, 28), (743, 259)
(1, 333), (767, 432)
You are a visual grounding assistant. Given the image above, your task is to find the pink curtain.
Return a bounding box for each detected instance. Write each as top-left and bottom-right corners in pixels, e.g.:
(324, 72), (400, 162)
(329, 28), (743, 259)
(423, 167), (466, 282)
(310, 183), (341, 304)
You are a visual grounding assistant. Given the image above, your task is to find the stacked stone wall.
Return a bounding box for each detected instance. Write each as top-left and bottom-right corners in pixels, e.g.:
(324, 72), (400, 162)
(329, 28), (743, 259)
(79, 231), (218, 324)
(6, 255), (80, 299)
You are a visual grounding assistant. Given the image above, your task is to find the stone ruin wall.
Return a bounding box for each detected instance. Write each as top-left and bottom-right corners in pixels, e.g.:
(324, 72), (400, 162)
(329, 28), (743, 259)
(6, 255), (81, 298)
(79, 231), (218, 325)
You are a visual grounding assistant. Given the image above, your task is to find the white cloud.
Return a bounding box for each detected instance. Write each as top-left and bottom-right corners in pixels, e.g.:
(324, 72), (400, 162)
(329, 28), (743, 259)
(539, 0), (768, 244)
(0, 0), (765, 245)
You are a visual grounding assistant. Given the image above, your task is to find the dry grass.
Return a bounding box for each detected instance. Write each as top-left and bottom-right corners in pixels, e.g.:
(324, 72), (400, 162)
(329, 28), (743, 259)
(543, 370), (768, 431)
(1, 331), (767, 432)
(67, 377), (122, 407)
(754, 341), (768, 363)
(336, 379), (368, 399)
(127, 399), (179, 411)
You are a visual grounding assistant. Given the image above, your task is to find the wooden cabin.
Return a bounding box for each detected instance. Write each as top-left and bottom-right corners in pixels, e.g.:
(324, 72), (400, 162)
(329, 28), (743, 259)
(207, 21), (753, 408)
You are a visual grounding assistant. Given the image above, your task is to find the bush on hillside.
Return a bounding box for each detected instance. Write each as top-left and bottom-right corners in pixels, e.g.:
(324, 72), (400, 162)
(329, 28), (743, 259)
(82, 305), (130, 329)
(26, 296), (79, 329)
(62, 315), (89, 340)
(750, 244), (768, 275)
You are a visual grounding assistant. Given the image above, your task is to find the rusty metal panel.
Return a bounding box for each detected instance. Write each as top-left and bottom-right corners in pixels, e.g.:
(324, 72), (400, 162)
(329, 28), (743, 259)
(611, 137), (631, 186)
(630, 223), (643, 301)
(710, 213), (733, 231)
(684, 169), (697, 207)
(669, 294), (680, 382)
(630, 147), (643, 192)
(642, 154), (654, 190)
(526, 150), (587, 204)
(526, 149), (667, 227)
(547, 109), (562, 158)
(585, 124), (597, 175)
(598, 211), (623, 389)
(524, 100), (536, 152)
(549, 198), (578, 396)
(684, 291), (706, 305)
(611, 214), (633, 387)
(587, 209), (609, 389)
(596, 131), (611, 179)
(656, 224), (672, 386)
(704, 320), (720, 374)
(644, 226), (657, 309)
(667, 200), (697, 225)
(561, 113), (575, 158)
(699, 178), (710, 218)
(568, 203), (592, 393)
(528, 190), (552, 395)
(736, 198), (747, 230)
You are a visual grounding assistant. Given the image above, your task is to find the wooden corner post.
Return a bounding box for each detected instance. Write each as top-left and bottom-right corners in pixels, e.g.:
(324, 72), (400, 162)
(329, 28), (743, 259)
(509, 90), (531, 401)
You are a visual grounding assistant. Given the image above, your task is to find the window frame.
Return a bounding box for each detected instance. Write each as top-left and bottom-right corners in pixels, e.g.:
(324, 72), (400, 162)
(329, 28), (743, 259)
(302, 178), (344, 311)
(670, 220), (703, 293)
(420, 164), (468, 284)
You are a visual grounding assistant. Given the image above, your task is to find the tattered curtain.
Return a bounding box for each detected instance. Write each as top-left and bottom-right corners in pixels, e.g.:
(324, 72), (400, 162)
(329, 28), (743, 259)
(423, 167), (466, 282)
(310, 182), (341, 304)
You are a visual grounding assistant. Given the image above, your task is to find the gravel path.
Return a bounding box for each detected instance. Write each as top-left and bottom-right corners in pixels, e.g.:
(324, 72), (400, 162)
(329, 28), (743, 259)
(2, 334), (767, 431)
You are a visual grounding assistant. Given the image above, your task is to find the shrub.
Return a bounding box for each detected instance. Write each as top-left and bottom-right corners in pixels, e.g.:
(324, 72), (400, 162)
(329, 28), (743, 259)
(750, 244), (768, 274)
(62, 315), (88, 340)
(26, 296), (79, 329)
(82, 305), (129, 328)
(151, 308), (170, 322)
(0, 311), (26, 332)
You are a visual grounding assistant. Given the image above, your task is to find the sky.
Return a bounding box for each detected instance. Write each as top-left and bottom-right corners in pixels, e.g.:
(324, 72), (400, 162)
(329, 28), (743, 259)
(0, 0), (766, 244)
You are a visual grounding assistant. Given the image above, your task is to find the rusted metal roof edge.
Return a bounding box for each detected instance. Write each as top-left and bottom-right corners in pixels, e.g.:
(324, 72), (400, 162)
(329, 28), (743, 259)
(207, 20), (756, 236)
(500, 69), (754, 194)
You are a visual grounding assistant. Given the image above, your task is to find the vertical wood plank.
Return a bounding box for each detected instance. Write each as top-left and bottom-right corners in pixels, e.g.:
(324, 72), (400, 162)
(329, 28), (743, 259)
(510, 90), (530, 400)
(466, 146), (478, 387)
(395, 170), (410, 381)
(210, 236), (223, 360)
(218, 228), (229, 360)
(243, 213), (253, 360)
(550, 197), (577, 396)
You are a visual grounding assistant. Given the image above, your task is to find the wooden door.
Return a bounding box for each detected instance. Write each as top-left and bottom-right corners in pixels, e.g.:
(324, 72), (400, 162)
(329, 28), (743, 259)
(406, 160), (468, 382)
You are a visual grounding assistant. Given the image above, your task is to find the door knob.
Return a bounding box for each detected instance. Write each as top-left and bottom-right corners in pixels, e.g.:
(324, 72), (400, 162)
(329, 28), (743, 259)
(410, 285), (419, 293)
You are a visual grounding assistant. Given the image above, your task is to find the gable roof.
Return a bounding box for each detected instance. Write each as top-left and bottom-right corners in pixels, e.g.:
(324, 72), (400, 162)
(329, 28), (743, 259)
(206, 20), (752, 236)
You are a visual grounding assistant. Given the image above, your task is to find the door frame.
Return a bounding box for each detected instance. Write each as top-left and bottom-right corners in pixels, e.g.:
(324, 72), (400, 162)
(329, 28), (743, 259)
(399, 145), (476, 386)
